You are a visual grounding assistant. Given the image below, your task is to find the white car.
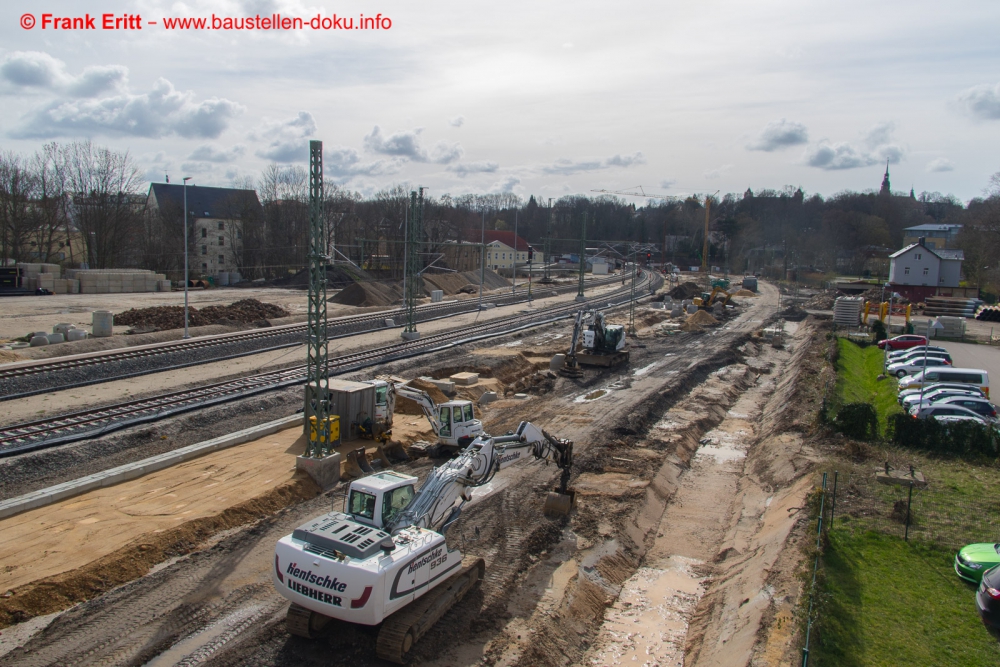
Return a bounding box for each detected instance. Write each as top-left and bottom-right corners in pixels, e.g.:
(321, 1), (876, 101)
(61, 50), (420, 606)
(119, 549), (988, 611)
(901, 388), (986, 410)
(887, 350), (952, 365)
(908, 404), (987, 422)
(899, 383), (985, 403)
(887, 356), (952, 378)
(888, 345), (947, 361)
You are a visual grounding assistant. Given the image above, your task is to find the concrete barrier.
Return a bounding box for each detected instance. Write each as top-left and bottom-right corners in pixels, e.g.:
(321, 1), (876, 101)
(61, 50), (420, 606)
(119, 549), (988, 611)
(0, 414), (304, 521)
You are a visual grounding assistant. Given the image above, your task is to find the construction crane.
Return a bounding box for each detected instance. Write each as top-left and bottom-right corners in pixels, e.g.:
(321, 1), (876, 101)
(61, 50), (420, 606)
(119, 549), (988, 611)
(591, 186), (676, 199)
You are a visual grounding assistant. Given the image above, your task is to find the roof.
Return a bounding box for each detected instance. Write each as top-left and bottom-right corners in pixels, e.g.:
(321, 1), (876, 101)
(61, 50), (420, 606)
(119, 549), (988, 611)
(149, 183), (261, 218)
(463, 229), (532, 251)
(904, 223), (963, 233)
(935, 249), (965, 261)
(889, 243), (964, 262)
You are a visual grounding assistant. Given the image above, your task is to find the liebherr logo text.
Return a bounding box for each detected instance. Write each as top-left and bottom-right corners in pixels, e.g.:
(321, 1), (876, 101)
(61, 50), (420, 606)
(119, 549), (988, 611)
(407, 548), (445, 574)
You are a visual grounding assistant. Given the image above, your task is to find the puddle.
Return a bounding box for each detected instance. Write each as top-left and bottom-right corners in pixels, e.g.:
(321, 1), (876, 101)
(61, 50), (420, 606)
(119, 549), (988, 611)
(575, 389), (608, 403)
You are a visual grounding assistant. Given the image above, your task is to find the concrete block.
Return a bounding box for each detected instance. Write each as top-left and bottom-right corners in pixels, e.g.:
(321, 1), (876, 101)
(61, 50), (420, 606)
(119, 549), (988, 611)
(296, 453), (342, 490)
(81, 285), (97, 294)
(420, 377), (455, 394)
(401, 331), (421, 340)
(108, 284), (121, 293)
(478, 391), (498, 405)
(29, 335), (48, 347)
(384, 318), (395, 327)
(550, 353), (566, 371)
(450, 372), (479, 385)
(431, 290), (443, 303)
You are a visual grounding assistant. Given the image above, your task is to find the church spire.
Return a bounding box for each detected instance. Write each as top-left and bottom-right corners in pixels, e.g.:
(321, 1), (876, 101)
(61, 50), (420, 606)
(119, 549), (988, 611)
(880, 161), (891, 195)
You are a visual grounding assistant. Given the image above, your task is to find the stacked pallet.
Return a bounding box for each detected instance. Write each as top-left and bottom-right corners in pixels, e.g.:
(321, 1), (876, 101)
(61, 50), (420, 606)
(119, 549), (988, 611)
(64, 269), (170, 294)
(924, 296), (981, 318)
(833, 296), (865, 326)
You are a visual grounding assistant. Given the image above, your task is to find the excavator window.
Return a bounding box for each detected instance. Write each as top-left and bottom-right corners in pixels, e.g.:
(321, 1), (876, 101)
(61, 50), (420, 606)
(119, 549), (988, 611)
(348, 490), (376, 520)
(439, 407), (452, 437)
(463, 404), (474, 422)
(381, 485), (415, 526)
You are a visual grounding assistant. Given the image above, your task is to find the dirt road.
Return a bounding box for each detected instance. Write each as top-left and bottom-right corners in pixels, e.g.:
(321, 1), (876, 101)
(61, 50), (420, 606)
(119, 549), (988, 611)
(0, 283), (822, 667)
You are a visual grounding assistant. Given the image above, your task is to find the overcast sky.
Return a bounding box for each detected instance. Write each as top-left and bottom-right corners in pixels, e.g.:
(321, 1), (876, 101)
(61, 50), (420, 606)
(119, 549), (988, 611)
(2, 0), (999, 202)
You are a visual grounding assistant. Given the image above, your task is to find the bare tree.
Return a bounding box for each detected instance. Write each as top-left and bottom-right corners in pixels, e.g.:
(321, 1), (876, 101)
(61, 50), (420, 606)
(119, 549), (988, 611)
(0, 151), (36, 265)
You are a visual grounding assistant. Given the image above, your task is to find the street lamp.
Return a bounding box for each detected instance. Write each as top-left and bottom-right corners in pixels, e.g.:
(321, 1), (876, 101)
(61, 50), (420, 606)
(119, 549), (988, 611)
(183, 176), (192, 339)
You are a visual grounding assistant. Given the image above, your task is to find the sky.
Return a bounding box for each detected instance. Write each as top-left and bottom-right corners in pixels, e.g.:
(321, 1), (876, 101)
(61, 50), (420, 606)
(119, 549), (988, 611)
(1, 0), (999, 203)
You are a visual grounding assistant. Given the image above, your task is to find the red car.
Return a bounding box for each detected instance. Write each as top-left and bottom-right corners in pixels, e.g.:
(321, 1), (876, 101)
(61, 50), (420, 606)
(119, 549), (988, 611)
(877, 334), (928, 350)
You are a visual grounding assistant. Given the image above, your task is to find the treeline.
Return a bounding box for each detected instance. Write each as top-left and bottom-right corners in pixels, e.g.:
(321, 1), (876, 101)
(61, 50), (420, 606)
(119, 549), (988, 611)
(3, 141), (999, 290)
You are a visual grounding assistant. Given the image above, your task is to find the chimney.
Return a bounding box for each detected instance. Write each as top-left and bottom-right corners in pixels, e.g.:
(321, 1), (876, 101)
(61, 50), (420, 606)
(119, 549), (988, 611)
(918, 237), (925, 246)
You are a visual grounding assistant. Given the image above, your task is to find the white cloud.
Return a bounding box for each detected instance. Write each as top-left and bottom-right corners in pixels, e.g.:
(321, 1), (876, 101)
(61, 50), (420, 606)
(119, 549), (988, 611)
(324, 146), (405, 178)
(926, 158), (954, 172)
(447, 161), (499, 177)
(5, 54), (242, 140)
(747, 118), (808, 151)
(188, 144), (246, 162)
(449, 115), (465, 127)
(957, 83), (1000, 121)
(250, 112), (316, 162)
(804, 122), (903, 171)
(541, 152), (645, 175)
(659, 178), (677, 190)
(491, 175), (520, 193)
(704, 164), (733, 179)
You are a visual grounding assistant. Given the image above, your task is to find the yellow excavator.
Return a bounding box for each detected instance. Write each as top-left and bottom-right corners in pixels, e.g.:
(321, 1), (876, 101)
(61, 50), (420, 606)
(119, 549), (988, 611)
(692, 287), (732, 309)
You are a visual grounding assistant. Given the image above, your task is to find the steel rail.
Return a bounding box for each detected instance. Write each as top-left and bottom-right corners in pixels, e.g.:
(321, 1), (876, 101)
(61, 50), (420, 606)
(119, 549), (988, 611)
(0, 273), (661, 457)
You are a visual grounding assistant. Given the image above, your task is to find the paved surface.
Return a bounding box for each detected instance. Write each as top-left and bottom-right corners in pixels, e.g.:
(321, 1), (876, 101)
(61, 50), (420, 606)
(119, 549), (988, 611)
(936, 340), (1000, 401)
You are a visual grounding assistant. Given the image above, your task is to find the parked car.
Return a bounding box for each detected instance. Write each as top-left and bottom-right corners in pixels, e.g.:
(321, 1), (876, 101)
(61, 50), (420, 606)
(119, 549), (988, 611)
(901, 388), (987, 409)
(977, 565), (1000, 627)
(956, 543), (1000, 583)
(908, 404), (988, 422)
(888, 345), (948, 360)
(878, 334), (928, 350)
(887, 349), (952, 365)
(887, 356), (952, 378)
(899, 382), (987, 404)
(931, 396), (998, 421)
(897, 368), (990, 397)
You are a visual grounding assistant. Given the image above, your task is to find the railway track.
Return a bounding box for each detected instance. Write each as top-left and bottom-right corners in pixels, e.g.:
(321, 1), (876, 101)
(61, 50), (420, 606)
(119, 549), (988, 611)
(0, 275), (624, 401)
(0, 273), (662, 457)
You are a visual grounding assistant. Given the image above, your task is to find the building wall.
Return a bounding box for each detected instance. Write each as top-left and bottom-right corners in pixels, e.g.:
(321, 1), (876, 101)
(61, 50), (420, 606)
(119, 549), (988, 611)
(939, 259), (962, 287)
(889, 247), (940, 286)
(902, 234), (950, 250)
(484, 242), (542, 271)
(192, 217), (241, 275)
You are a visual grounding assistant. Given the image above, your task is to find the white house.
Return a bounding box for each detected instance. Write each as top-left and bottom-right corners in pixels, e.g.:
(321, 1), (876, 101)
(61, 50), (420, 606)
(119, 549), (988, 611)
(888, 238), (963, 289)
(465, 230), (542, 272)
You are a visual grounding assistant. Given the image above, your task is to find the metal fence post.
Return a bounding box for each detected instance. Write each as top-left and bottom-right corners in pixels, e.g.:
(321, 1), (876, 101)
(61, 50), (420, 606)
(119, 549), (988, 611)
(904, 482), (913, 542)
(802, 472), (828, 667)
(830, 471), (838, 527)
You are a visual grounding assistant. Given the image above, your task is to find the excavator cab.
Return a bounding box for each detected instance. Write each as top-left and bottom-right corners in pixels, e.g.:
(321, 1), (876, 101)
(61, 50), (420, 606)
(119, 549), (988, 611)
(347, 471), (418, 530)
(437, 400), (482, 451)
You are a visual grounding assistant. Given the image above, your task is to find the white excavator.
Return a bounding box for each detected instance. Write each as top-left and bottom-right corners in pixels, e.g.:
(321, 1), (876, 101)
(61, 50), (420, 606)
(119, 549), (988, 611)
(394, 384), (484, 456)
(273, 421), (574, 663)
(560, 308), (630, 377)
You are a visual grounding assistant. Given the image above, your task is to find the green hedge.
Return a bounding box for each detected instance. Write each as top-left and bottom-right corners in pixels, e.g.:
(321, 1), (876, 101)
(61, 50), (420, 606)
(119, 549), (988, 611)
(888, 413), (1000, 458)
(833, 403), (879, 440)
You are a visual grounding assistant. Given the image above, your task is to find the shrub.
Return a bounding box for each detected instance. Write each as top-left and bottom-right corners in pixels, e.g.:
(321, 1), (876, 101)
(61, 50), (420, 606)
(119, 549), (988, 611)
(835, 403), (879, 441)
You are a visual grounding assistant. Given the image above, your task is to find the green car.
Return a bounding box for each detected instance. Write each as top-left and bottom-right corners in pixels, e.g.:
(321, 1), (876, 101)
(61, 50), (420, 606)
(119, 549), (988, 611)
(955, 543), (1000, 583)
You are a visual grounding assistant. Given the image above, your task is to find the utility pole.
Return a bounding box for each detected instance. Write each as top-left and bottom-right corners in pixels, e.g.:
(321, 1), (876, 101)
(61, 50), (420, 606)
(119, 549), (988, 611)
(182, 176), (192, 339)
(512, 209), (518, 295)
(543, 198), (553, 283)
(479, 209), (485, 309)
(628, 248), (638, 335)
(402, 188), (423, 340)
(576, 211), (587, 302)
(700, 190), (720, 273)
(304, 140), (331, 456)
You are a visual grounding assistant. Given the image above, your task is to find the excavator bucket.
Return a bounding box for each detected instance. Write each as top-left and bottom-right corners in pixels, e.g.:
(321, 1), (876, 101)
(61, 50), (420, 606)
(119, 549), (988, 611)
(543, 489), (576, 516)
(344, 447), (375, 479)
(379, 440), (410, 463)
(371, 445), (393, 469)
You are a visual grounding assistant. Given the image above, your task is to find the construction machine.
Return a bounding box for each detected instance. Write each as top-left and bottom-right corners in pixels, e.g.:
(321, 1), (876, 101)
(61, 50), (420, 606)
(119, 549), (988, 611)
(693, 286), (732, 309)
(560, 308), (629, 376)
(274, 422), (575, 663)
(395, 384), (484, 456)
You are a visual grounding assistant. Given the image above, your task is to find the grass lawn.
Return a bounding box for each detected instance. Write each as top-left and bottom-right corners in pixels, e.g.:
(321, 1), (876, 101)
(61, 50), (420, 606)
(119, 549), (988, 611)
(835, 338), (902, 435)
(812, 530), (1000, 667)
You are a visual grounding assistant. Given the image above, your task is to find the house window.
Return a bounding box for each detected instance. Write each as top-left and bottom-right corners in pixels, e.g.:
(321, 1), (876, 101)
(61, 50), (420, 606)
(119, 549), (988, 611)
(915, 253), (922, 260)
(201, 228), (206, 238)
(236, 230), (242, 240)
(201, 245), (207, 255)
(923, 267), (929, 275)
(202, 263), (208, 271)
(218, 236), (224, 246)
(904, 267), (910, 275)
(218, 254), (225, 264)
(218, 221), (224, 230)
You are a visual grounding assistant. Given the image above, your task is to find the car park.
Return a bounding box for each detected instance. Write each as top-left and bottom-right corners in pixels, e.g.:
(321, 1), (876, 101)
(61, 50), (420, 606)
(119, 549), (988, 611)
(956, 543), (1000, 583)
(976, 565), (1000, 628)
(877, 334), (928, 351)
(909, 396), (998, 421)
(901, 387), (987, 410)
(886, 349), (952, 365)
(908, 403), (988, 422)
(887, 356), (951, 378)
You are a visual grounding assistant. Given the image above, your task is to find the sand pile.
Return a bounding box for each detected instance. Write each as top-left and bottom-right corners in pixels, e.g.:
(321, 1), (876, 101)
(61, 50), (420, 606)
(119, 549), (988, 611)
(733, 289), (757, 297)
(423, 272), (473, 295)
(329, 280), (406, 307)
(461, 269), (509, 290)
(686, 309), (720, 326)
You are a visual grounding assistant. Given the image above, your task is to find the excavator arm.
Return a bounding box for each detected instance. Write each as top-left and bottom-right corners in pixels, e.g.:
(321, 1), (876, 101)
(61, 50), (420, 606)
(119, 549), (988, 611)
(395, 386), (442, 438)
(386, 422), (574, 533)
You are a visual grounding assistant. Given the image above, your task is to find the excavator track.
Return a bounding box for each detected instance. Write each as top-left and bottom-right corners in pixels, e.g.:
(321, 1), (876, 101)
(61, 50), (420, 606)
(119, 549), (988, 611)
(285, 602), (331, 639)
(375, 556), (485, 664)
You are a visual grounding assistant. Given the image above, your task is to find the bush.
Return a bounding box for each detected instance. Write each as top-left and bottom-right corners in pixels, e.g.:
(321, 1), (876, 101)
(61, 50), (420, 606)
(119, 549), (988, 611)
(834, 403), (880, 441)
(871, 319), (887, 343)
(889, 414), (1000, 459)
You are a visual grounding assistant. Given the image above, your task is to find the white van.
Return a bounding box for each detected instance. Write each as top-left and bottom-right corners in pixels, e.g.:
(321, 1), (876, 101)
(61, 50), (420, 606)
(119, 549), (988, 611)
(898, 367), (990, 397)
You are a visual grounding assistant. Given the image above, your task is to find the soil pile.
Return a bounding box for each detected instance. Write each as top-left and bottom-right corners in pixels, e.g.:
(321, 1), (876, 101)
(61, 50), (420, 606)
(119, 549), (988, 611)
(669, 281), (703, 299)
(329, 280), (405, 307)
(461, 269), (509, 290)
(803, 290), (836, 309)
(281, 264), (374, 289)
(779, 305), (808, 321)
(395, 378), (450, 415)
(115, 299), (289, 330)
(733, 289), (757, 297)
(0, 349), (24, 363)
(423, 272), (473, 295)
(687, 309), (720, 326)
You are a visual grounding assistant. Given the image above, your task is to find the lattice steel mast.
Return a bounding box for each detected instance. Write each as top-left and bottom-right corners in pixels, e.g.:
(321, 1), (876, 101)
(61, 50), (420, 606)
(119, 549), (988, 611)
(305, 140), (331, 456)
(402, 188), (423, 339)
